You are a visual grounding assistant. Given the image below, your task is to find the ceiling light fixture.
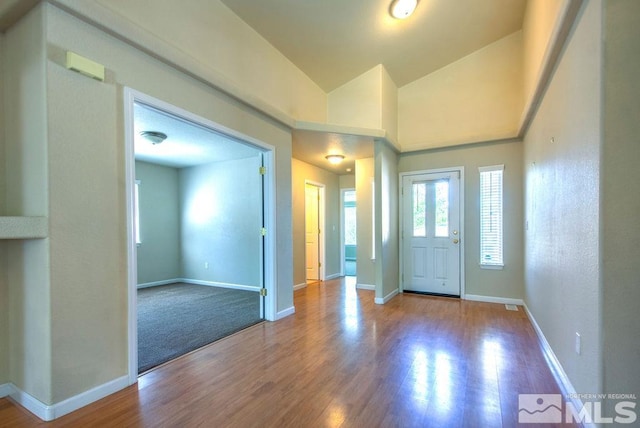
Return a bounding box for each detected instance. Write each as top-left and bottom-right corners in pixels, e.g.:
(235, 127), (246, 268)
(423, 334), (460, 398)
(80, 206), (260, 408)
(325, 154), (345, 165)
(389, 0), (418, 19)
(140, 131), (168, 145)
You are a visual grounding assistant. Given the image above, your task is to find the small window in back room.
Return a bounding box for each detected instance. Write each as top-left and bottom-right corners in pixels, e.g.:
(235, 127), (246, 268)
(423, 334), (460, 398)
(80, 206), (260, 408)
(479, 165), (504, 268)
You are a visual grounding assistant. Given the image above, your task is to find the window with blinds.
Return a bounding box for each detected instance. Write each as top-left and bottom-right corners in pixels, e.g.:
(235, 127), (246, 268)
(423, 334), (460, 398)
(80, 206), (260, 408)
(479, 165), (504, 268)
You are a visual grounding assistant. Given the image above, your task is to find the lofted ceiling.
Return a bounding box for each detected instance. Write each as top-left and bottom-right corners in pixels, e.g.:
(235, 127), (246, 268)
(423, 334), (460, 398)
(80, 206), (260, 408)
(220, 0), (527, 91)
(0, 0), (528, 175)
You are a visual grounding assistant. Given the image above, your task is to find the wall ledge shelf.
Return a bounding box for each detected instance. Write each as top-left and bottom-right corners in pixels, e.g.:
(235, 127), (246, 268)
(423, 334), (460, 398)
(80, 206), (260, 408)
(0, 216), (48, 239)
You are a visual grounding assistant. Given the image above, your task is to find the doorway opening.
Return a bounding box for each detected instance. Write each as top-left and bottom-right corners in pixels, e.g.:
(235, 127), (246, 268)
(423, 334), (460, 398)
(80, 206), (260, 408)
(124, 88), (276, 382)
(304, 181), (325, 283)
(342, 189), (357, 277)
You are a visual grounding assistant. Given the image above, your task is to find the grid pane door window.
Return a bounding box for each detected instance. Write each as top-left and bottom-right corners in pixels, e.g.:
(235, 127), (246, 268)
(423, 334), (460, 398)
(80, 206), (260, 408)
(479, 165), (504, 268)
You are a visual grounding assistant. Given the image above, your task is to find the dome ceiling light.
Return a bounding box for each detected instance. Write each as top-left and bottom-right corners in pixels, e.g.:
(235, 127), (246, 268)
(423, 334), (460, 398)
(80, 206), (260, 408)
(140, 131), (168, 145)
(389, 0), (418, 19)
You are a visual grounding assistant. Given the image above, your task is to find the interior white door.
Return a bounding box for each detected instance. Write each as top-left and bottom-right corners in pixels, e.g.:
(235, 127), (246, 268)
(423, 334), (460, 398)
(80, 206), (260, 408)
(305, 183), (320, 281)
(402, 172), (461, 296)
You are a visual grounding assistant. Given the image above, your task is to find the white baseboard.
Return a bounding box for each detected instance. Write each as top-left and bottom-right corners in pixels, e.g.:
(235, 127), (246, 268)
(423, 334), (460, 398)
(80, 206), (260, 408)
(275, 306), (295, 320)
(7, 375), (129, 421)
(356, 283), (375, 291)
(180, 278), (260, 292)
(523, 304), (592, 426)
(375, 288), (399, 305)
(137, 278), (259, 292)
(325, 273), (341, 280)
(293, 282), (307, 291)
(137, 278), (180, 289)
(464, 294), (524, 306)
(0, 382), (13, 398)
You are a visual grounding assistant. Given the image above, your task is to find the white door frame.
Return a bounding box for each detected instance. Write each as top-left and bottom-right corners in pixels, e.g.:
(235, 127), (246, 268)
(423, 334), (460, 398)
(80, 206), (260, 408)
(398, 167), (465, 297)
(304, 180), (326, 281)
(123, 87), (277, 385)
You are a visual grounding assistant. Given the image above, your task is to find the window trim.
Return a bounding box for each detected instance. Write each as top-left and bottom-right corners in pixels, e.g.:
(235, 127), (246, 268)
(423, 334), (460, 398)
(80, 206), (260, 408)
(479, 165), (504, 269)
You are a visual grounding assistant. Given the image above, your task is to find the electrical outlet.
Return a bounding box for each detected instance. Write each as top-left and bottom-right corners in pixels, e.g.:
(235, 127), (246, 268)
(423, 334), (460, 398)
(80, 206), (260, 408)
(204, 262), (209, 269)
(575, 332), (581, 355)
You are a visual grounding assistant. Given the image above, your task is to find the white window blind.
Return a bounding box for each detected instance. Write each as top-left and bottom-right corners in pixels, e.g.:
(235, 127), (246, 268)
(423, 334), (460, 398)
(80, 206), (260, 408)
(479, 165), (504, 267)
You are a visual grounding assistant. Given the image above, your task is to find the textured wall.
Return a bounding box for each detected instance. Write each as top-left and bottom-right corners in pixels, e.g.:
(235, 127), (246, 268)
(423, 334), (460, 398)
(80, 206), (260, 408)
(523, 0), (602, 396)
(374, 141), (399, 301)
(4, 4), (52, 403)
(34, 2), (294, 404)
(399, 31), (523, 151)
(0, 32), (6, 386)
(602, 0), (640, 405)
(399, 140), (524, 299)
(180, 157), (262, 287)
(355, 158), (375, 288)
(328, 65), (383, 130)
(135, 161), (180, 285)
(94, 0), (327, 123)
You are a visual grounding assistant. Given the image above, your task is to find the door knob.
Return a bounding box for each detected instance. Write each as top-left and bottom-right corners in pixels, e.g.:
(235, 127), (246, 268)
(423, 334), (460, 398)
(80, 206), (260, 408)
(453, 239), (459, 244)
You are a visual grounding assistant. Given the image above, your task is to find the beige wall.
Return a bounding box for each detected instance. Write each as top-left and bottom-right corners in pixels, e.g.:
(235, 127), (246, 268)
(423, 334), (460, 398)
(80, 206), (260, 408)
(399, 140), (524, 300)
(523, 0), (602, 395)
(399, 31), (523, 152)
(0, 32), (6, 385)
(339, 174), (355, 189)
(94, 0), (327, 123)
(1, 1), (295, 405)
(291, 158), (341, 287)
(328, 65), (382, 130)
(374, 141), (399, 301)
(602, 0), (640, 404)
(522, 0), (564, 109)
(4, 4), (52, 403)
(381, 68), (398, 148)
(135, 161), (180, 285)
(355, 158), (375, 288)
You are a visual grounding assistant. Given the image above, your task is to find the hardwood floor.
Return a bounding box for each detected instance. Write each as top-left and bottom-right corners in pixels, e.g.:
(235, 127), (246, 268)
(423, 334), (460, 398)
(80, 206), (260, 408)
(0, 277), (575, 427)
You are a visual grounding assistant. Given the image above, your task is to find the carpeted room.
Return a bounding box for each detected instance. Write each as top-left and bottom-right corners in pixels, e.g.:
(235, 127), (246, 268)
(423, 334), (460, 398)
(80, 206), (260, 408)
(134, 103), (266, 373)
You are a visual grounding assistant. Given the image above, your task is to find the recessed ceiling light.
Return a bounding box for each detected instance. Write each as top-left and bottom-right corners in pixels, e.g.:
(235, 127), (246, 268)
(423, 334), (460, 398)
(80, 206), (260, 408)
(325, 154), (345, 165)
(140, 131), (168, 145)
(389, 0), (418, 19)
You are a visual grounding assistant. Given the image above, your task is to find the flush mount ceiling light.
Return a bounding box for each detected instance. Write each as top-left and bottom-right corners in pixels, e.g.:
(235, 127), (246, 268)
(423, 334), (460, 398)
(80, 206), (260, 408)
(325, 154), (345, 165)
(140, 131), (168, 145)
(389, 0), (418, 19)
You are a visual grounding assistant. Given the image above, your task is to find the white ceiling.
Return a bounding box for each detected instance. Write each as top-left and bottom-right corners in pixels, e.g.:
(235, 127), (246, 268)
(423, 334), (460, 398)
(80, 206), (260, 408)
(221, 0), (527, 91)
(292, 129), (375, 175)
(134, 103), (262, 169)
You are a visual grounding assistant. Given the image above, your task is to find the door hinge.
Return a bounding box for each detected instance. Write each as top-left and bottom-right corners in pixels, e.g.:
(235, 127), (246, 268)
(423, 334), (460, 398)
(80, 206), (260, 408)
(318, 262), (322, 268)
(259, 166), (267, 175)
(261, 227), (267, 236)
(318, 228), (321, 234)
(260, 288), (267, 297)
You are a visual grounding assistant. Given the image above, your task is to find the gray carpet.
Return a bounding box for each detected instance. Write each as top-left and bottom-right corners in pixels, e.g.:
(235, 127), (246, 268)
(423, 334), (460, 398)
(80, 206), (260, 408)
(138, 283), (262, 373)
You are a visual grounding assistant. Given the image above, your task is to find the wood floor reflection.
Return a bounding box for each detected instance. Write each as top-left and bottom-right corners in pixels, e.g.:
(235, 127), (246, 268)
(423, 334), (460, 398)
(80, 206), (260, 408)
(0, 277), (577, 427)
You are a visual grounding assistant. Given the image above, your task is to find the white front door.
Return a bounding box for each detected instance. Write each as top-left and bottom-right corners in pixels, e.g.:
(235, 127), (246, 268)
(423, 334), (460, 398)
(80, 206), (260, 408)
(305, 183), (320, 281)
(402, 171), (461, 296)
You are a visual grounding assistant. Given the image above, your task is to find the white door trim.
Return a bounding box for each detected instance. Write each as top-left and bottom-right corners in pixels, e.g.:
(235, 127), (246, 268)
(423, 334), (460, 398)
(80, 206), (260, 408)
(123, 87), (277, 385)
(304, 180), (326, 281)
(398, 167), (465, 298)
